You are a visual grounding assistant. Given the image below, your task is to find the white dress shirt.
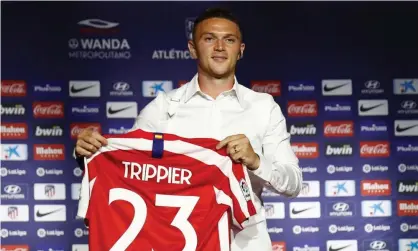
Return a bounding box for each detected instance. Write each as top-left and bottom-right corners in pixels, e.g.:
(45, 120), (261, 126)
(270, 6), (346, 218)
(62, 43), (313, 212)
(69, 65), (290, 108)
(132, 73), (303, 251)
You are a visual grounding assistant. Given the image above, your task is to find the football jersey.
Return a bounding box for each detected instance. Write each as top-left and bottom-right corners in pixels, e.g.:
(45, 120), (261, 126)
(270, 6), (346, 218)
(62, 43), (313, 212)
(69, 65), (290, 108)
(77, 128), (258, 251)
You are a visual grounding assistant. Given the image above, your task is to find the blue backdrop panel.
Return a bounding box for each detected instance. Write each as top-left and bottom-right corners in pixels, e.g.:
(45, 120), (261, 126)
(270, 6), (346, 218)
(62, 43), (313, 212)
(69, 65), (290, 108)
(1, 1), (418, 251)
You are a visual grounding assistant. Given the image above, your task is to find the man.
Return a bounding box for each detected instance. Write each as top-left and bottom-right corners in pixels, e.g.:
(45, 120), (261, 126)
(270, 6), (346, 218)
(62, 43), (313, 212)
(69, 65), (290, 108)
(75, 7), (302, 251)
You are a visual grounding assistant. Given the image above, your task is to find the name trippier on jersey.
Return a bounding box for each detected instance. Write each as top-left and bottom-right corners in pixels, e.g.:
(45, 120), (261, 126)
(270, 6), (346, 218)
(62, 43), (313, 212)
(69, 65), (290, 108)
(122, 161), (192, 185)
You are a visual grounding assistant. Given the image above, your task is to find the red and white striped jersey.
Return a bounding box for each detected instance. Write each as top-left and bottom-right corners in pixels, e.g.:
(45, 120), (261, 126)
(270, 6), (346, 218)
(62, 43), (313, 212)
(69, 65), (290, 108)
(77, 129), (257, 251)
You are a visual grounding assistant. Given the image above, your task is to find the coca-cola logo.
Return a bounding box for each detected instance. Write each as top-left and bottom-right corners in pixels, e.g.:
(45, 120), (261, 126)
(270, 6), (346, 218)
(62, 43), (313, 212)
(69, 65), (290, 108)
(287, 101), (317, 117)
(178, 80), (188, 87)
(360, 141), (390, 157)
(272, 242), (285, 251)
(324, 121), (353, 137)
(71, 126), (86, 136)
(70, 123), (101, 139)
(1, 81), (27, 97)
(0, 245), (29, 251)
(33, 102), (64, 118)
(251, 81), (281, 96)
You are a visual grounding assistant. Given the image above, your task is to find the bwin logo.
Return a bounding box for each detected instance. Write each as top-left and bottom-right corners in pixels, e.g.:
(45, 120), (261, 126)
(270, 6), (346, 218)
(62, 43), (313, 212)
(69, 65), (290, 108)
(78, 19), (119, 29)
(326, 144), (353, 156)
(369, 240), (386, 250)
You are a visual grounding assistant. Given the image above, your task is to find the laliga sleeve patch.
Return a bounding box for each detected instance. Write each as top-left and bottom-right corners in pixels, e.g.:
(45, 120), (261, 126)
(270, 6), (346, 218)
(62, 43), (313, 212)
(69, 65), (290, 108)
(240, 179), (251, 201)
(152, 133), (164, 159)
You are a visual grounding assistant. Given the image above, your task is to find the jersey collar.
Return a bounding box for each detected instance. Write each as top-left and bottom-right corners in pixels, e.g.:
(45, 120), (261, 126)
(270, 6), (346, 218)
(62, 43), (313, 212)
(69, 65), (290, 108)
(184, 73), (245, 107)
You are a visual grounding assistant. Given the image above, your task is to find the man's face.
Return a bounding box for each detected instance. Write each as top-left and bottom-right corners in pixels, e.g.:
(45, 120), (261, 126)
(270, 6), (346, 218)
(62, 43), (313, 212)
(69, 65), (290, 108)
(189, 17), (245, 79)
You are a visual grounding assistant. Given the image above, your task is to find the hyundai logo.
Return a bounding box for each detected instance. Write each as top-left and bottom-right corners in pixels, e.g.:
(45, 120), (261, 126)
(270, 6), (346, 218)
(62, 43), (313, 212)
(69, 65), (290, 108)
(113, 82), (130, 91)
(401, 100), (417, 109)
(365, 80), (380, 89)
(369, 240), (386, 250)
(4, 185), (21, 194)
(333, 202), (349, 212)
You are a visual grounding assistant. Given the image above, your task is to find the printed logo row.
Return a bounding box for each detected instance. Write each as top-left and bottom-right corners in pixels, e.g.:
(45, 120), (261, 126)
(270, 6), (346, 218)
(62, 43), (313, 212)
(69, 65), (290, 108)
(1, 183), (81, 201)
(4, 202), (414, 223)
(271, 239), (418, 251)
(1, 227), (88, 239)
(264, 200), (418, 219)
(2, 99), (418, 118)
(2, 239), (418, 251)
(262, 180), (418, 198)
(1, 102), (139, 118)
(2, 219), (417, 239)
(2, 180), (416, 202)
(2, 163), (414, 179)
(1, 245), (87, 251)
(1, 80), (170, 98)
(2, 79), (418, 97)
(2, 120), (418, 140)
(251, 78), (418, 96)
(267, 223), (418, 236)
(1, 142), (418, 161)
(298, 163), (418, 174)
(1, 166), (83, 178)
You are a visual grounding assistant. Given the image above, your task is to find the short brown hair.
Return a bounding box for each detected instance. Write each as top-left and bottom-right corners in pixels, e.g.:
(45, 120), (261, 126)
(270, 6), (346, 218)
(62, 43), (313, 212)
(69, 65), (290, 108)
(192, 7), (243, 41)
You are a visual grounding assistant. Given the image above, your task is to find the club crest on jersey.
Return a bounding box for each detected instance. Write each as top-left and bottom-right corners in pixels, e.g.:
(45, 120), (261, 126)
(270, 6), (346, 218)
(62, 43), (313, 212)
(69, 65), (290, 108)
(240, 179), (251, 201)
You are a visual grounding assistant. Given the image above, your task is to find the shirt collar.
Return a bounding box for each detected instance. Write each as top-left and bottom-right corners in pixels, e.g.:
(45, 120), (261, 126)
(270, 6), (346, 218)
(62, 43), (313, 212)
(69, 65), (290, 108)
(184, 73), (245, 107)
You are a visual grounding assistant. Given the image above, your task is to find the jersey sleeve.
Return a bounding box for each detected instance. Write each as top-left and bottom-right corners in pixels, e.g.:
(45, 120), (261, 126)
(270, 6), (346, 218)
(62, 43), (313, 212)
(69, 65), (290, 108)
(76, 157), (90, 220)
(228, 162), (258, 229)
(76, 156), (98, 226)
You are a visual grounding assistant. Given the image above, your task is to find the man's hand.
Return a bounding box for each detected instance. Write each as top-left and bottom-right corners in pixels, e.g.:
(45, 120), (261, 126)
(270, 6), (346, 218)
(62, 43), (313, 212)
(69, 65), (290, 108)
(75, 127), (108, 158)
(216, 134), (260, 170)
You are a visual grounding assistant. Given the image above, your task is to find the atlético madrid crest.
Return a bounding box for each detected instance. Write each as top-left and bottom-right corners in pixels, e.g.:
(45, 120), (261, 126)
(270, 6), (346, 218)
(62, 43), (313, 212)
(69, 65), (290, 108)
(185, 17), (196, 40)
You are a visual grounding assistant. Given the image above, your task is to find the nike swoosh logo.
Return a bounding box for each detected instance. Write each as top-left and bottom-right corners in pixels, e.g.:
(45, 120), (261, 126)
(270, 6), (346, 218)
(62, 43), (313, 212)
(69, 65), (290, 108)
(291, 207), (312, 214)
(71, 84), (96, 93)
(323, 83), (348, 92)
(396, 124), (418, 132)
(329, 245), (351, 251)
(36, 208), (62, 217)
(360, 104), (383, 112)
(108, 106), (133, 114)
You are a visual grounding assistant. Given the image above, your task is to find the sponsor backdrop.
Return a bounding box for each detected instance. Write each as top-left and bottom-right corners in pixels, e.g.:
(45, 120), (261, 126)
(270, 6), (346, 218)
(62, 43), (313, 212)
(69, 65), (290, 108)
(1, 2), (418, 251)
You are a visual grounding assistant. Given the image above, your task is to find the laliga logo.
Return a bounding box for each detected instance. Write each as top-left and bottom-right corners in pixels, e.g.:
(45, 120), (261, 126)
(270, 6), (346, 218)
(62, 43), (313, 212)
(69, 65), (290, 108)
(78, 19), (119, 29)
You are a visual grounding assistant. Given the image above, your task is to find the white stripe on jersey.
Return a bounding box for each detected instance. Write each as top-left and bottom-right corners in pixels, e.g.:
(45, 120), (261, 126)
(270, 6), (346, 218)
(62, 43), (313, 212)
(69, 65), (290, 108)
(213, 187), (232, 207)
(218, 212), (230, 251)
